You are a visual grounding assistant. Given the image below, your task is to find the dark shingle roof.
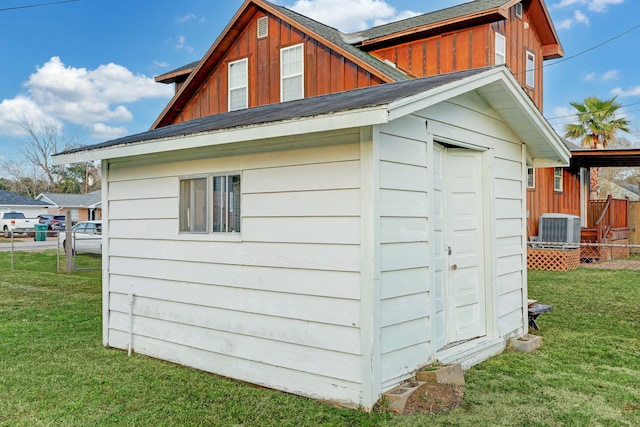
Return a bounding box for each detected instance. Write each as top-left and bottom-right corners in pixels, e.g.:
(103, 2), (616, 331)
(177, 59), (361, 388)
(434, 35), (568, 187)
(263, 1), (410, 82)
(57, 67), (494, 156)
(352, 0), (510, 42)
(0, 190), (49, 206)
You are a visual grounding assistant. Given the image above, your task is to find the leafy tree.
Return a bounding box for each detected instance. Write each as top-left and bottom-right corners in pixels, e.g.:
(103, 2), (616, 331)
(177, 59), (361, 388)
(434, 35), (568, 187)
(564, 96), (630, 149)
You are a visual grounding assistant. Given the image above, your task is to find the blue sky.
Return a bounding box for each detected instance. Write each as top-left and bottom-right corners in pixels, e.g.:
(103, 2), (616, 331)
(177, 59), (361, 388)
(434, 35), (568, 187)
(0, 0), (638, 170)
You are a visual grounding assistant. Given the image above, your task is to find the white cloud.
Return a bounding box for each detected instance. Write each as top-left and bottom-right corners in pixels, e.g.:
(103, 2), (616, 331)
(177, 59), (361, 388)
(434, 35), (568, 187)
(177, 13), (197, 24)
(0, 56), (173, 140)
(584, 69), (619, 81)
(553, 0), (624, 12)
(555, 9), (589, 29)
(89, 123), (129, 140)
(611, 85), (640, 97)
(0, 96), (61, 137)
(175, 35), (194, 53)
(284, 0), (420, 32)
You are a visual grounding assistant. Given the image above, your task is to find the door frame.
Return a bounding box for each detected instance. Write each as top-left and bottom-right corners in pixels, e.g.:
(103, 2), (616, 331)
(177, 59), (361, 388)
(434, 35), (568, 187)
(427, 136), (498, 362)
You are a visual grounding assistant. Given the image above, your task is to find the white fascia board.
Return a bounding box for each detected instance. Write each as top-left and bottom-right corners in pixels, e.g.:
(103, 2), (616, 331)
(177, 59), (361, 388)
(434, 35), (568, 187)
(52, 106), (390, 165)
(386, 67), (507, 121)
(387, 67), (570, 167)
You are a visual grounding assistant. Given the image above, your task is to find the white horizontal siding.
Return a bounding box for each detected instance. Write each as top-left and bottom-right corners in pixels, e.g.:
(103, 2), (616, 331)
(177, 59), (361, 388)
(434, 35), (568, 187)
(377, 120), (431, 387)
(105, 140), (366, 407)
(109, 275), (360, 328)
(107, 330), (362, 408)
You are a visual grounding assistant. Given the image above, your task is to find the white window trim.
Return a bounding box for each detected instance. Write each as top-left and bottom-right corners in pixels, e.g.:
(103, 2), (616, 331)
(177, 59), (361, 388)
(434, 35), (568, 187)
(280, 43), (304, 102)
(554, 168), (563, 192)
(527, 167), (535, 189)
(526, 51), (535, 88)
(228, 58), (248, 111)
(179, 172), (242, 234)
(495, 32), (506, 65)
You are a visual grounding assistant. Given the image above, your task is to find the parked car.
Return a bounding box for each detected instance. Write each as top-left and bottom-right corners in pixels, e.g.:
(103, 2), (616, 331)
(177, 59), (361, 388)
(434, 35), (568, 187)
(59, 221), (102, 254)
(37, 214), (66, 230)
(0, 211), (36, 237)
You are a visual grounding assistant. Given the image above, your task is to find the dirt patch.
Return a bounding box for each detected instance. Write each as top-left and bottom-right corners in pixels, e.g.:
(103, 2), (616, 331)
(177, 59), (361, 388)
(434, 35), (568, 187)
(580, 260), (640, 270)
(403, 383), (465, 415)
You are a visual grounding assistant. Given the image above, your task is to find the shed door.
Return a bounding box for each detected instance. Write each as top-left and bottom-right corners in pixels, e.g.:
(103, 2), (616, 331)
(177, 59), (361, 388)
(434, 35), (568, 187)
(433, 143), (487, 349)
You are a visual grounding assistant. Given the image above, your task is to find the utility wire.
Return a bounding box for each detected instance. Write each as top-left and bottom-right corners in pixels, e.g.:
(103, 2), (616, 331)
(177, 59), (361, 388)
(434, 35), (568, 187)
(0, 0), (78, 12)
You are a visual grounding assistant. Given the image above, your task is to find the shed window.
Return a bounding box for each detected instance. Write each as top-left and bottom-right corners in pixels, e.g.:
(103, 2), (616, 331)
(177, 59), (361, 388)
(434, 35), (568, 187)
(554, 168), (563, 192)
(526, 51), (535, 88)
(495, 32), (506, 65)
(229, 58), (248, 111)
(527, 167), (535, 188)
(179, 174), (241, 233)
(281, 44), (304, 102)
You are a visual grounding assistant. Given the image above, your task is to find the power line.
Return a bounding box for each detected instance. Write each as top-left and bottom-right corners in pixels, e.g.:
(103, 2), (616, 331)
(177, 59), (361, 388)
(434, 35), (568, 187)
(0, 0), (78, 12)
(544, 23), (640, 70)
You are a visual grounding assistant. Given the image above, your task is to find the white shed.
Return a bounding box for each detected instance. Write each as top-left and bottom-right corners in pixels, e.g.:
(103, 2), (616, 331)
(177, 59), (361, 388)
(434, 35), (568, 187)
(53, 66), (569, 410)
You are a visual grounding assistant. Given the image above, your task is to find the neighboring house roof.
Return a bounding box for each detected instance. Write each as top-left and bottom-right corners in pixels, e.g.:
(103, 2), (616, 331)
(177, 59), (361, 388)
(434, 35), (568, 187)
(352, 0), (562, 59)
(36, 191), (102, 208)
(0, 190), (49, 207)
(54, 66), (569, 168)
(155, 61), (200, 84)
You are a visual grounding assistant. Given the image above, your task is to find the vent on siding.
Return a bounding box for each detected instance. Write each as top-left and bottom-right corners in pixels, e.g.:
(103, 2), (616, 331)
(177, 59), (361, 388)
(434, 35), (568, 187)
(515, 2), (523, 18)
(257, 16), (268, 38)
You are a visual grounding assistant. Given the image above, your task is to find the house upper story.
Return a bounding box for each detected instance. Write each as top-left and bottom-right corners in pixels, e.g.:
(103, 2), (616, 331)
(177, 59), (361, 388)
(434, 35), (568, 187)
(153, 0), (562, 128)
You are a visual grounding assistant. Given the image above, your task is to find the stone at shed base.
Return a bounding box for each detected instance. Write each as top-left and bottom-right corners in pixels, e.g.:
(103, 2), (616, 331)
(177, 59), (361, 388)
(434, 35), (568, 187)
(416, 363), (465, 385)
(383, 381), (423, 413)
(510, 334), (542, 353)
(403, 382), (465, 415)
(381, 364), (466, 414)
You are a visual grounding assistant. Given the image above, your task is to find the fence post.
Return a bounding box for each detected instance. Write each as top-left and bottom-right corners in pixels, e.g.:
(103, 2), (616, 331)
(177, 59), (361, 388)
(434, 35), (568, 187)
(65, 216), (73, 274)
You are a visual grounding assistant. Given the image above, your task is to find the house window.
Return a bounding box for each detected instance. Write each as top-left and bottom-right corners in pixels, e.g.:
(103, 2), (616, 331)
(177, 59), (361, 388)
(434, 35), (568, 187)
(495, 32), (506, 65)
(228, 58), (248, 111)
(179, 174), (241, 233)
(554, 168), (563, 192)
(281, 44), (304, 102)
(527, 167), (535, 188)
(526, 51), (535, 88)
(257, 16), (268, 38)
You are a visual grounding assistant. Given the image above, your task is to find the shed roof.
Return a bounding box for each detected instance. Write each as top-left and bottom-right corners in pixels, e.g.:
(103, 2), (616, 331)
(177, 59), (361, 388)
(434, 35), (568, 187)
(54, 66), (569, 168)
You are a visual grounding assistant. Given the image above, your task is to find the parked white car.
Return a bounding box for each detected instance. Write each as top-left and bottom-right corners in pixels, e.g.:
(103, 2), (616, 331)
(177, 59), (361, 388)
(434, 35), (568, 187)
(59, 221), (102, 254)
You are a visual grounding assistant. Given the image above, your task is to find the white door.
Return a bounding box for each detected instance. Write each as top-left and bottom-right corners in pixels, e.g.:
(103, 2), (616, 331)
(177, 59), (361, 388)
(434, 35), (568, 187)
(433, 143), (487, 350)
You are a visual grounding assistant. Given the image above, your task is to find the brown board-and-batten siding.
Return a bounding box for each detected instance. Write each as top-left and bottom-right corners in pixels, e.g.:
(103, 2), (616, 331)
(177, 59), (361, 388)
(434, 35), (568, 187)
(104, 132), (367, 406)
(367, 7), (545, 111)
(174, 12), (385, 125)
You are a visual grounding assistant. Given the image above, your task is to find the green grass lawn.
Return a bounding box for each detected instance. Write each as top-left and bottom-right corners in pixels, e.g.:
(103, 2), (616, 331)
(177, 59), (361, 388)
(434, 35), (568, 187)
(1, 252), (638, 426)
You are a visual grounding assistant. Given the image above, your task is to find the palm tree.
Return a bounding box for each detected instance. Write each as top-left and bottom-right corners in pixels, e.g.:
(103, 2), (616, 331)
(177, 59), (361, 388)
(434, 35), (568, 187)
(564, 96), (630, 149)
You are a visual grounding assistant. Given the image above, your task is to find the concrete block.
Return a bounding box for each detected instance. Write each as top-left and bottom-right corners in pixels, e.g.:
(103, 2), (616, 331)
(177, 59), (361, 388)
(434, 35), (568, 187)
(510, 334), (542, 353)
(416, 363), (465, 385)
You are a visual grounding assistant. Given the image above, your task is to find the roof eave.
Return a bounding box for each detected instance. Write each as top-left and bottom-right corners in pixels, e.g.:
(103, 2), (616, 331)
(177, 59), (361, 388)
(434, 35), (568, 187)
(356, 9), (508, 49)
(54, 106), (390, 165)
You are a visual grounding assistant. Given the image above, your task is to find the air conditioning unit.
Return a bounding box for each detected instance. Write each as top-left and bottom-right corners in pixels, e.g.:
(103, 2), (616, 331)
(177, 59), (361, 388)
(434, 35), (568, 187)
(538, 213), (581, 248)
